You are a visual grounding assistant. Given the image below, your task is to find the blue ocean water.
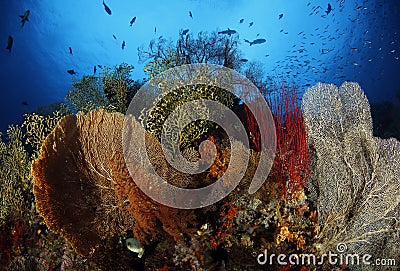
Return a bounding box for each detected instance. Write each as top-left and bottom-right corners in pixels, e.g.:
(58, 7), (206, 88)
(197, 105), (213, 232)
(0, 0), (399, 132)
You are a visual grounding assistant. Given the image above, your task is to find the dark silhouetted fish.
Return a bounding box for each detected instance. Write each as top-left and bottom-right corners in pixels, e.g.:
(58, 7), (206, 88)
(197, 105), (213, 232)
(21, 101), (28, 106)
(94, 65), (97, 74)
(249, 22), (253, 27)
(249, 38), (266, 46)
(244, 39), (251, 44)
(122, 40), (125, 50)
(20, 10), (30, 27)
(6, 35), (13, 52)
(154, 27), (156, 33)
(278, 13), (283, 19)
(113, 34), (117, 40)
(218, 28), (237, 36)
(130, 16), (136, 26)
(103, 1), (112, 15)
(239, 18), (244, 23)
(189, 11), (193, 18)
(326, 3), (332, 15)
(182, 29), (189, 35)
(69, 46), (73, 54)
(67, 69), (76, 75)
(239, 58), (248, 62)
(6, 36), (14, 53)
(97, 65), (103, 69)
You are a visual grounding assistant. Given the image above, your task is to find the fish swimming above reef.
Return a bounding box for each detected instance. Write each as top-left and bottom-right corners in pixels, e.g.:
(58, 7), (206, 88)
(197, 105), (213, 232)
(113, 34), (117, 40)
(182, 29), (189, 35)
(122, 40), (125, 50)
(93, 65), (97, 74)
(21, 101), (28, 106)
(20, 10), (30, 27)
(326, 3), (332, 15)
(102, 1), (112, 15)
(240, 58), (248, 62)
(130, 16), (136, 26)
(218, 28), (237, 36)
(69, 46), (73, 55)
(239, 18), (244, 23)
(6, 35), (13, 52)
(189, 11), (193, 18)
(278, 13), (284, 19)
(67, 69), (76, 75)
(248, 38), (266, 46)
(249, 21), (254, 27)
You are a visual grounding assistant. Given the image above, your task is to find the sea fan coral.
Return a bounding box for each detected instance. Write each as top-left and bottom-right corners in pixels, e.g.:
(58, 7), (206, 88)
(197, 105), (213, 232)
(32, 110), (137, 269)
(302, 82), (400, 270)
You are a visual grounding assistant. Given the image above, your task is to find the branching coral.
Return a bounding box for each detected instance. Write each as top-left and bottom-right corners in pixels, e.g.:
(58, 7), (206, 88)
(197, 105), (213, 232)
(302, 82), (400, 270)
(0, 126), (32, 225)
(22, 105), (69, 156)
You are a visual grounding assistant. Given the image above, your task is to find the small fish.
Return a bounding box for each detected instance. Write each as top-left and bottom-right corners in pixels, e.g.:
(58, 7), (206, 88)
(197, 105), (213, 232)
(189, 11), (193, 18)
(249, 22), (254, 27)
(102, 1), (112, 15)
(20, 10), (30, 27)
(21, 101), (28, 106)
(325, 3), (332, 15)
(249, 38), (266, 46)
(154, 27), (157, 33)
(113, 34), (117, 40)
(122, 40), (125, 50)
(182, 29), (189, 35)
(239, 58), (248, 62)
(278, 13), (283, 19)
(125, 238), (144, 258)
(67, 69), (76, 75)
(129, 16), (136, 26)
(94, 65), (97, 74)
(239, 18), (244, 23)
(218, 28), (237, 36)
(69, 46), (73, 54)
(244, 39), (251, 44)
(97, 65), (103, 69)
(6, 35), (13, 52)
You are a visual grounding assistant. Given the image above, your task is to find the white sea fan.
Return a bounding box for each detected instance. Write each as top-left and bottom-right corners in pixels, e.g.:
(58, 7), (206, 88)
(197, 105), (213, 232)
(302, 82), (399, 271)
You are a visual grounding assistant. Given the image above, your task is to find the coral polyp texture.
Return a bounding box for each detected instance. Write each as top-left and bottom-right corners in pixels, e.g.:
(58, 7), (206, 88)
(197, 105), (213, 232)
(302, 82), (400, 270)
